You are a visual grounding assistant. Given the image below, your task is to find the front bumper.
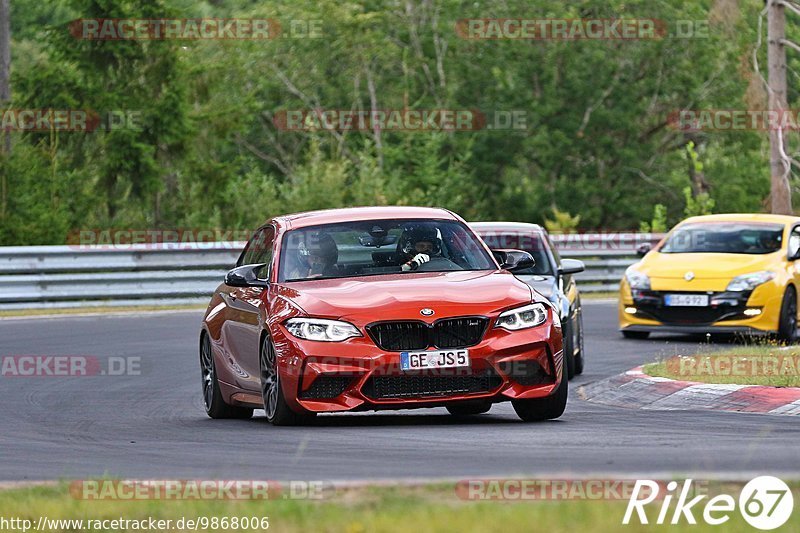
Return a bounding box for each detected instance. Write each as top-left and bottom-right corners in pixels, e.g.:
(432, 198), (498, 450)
(621, 324), (771, 336)
(618, 280), (781, 335)
(275, 321), (563, 413)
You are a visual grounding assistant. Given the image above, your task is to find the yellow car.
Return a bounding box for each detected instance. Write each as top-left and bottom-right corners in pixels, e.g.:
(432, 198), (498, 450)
(619, 214), (800, 341)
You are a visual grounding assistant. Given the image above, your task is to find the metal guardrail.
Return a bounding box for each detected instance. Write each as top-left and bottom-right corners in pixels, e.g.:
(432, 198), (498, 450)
(0, 234), (664, 309)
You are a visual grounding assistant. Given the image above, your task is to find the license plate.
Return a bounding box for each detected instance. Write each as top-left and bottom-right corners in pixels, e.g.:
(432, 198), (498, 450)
(400, 349), (470, 371)
(664, 294), (709, 307)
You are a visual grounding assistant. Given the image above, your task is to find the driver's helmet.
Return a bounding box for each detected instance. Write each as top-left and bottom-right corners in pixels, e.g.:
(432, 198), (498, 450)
(401, 226), (442, 256)
(299, 232), (338, 267)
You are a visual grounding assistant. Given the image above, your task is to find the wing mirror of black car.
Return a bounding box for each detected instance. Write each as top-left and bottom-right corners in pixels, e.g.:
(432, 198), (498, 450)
(558, 258), (585, 276)
(636, 243), (652, 257)
(492, 249), (535, 272)
(225, 264), (269, 287)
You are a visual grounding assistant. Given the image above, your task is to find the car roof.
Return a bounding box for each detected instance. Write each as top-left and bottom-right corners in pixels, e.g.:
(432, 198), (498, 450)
(470, 221), (546, 233)
(273, 206), (458, 230)
(680, 213), (800, 226)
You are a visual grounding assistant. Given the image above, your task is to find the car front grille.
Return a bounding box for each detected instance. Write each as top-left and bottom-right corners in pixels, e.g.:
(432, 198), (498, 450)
(367, 321), (430, 351)
(298, 375), (354, 399)
(361, 368), (502, 400)
(633, 290), (751, 326)
(433, 317), (489, 348)
(367, 317), (488, 351)
(638, 306), (745, 325)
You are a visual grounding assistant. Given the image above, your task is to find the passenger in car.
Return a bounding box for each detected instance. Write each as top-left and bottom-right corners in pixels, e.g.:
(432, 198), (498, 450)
(289, 233), (340, 279)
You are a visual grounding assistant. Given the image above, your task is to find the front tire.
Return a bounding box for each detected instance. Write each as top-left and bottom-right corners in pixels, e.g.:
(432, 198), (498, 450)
(200, 334), (253, 420)
(777, 286), (798, 344)
(573, 306), (585, 376)
(563, 317), (576, 380)
(512, 352), (568, 422)
(260, 335), (315, 426)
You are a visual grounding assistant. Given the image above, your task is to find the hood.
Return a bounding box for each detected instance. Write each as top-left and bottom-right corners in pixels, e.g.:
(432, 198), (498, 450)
(515, 274), (556, 300)
(275, 270), (534, 323)
(639, 251), (777, 279)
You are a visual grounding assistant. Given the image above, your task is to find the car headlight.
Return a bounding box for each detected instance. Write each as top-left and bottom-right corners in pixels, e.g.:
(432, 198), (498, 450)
(285, 318), (362, 342)
(495, 303), (549, 331)
(625, 267), (650, 290)
(726, 271), (775, 292)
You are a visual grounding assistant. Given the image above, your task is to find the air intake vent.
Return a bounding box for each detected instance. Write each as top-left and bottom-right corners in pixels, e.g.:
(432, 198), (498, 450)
(361, 369), (502, 400)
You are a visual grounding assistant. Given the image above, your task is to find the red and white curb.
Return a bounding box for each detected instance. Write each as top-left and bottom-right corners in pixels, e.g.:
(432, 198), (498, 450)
(578, 366), (800, 416)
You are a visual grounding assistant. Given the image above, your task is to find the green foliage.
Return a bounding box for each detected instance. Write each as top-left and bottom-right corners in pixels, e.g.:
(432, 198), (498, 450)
(639, 204), (668, 233)
(686, 141), (704, 174)
(684, 187), (716, 218)
(0, 0), (783, 244)
(544, 208), (581, 234)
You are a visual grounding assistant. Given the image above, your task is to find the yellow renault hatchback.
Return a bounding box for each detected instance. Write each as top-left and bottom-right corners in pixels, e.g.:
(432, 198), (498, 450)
(619, 214), (800, 341)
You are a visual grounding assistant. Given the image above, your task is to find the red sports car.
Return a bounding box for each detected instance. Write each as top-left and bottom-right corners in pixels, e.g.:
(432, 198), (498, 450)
(200, 206), (566, 425)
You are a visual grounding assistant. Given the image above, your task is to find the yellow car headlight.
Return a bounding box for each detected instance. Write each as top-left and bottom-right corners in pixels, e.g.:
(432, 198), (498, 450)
(726, 271), (775, 292)
(625, 267), (650, 290)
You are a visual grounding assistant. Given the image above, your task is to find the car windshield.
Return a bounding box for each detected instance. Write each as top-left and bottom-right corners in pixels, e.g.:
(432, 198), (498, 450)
(279, 219), (496, 282)
(474, 231), (553, 275)
(660, 223), (785, 255)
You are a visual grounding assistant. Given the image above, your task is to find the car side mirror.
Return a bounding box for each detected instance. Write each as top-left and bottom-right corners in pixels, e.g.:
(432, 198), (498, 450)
(225, 264), (269, 288)
(558, 258), (585, 276)
(492, 249), (535, 272)
(790, 248), (800, 261)
(636, 243), (652, 258)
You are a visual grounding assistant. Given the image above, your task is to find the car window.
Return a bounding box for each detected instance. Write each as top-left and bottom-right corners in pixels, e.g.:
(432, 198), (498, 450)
(660, 223), (784, 255)
(240, 226), (274, 279)
(790, 227), (800, 258)
(475, 231), (554, 275)
(278, 219), (496, 282)
(544, 233), (561, 264)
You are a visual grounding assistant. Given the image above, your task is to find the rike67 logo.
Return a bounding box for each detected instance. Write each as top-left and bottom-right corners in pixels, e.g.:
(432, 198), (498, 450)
(623, 477), (794, 530)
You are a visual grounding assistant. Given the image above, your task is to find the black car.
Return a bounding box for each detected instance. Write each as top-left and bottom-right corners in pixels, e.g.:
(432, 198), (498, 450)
(471, 222), (586, 379)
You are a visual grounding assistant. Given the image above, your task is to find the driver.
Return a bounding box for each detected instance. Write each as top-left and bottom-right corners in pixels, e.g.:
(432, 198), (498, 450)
(294, 233), (339, 279)
(758, 233), (782, 252)
(400, 226), (442, 271)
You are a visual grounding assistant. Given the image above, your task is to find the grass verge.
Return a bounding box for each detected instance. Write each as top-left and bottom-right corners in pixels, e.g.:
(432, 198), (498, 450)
(0, 482), (798, 532)
(580, 292), (618, 301)
(644, 344), (800, 387)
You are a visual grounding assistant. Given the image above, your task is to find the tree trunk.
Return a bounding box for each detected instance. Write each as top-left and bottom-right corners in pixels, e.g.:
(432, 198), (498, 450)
(768, 0), (792, 214)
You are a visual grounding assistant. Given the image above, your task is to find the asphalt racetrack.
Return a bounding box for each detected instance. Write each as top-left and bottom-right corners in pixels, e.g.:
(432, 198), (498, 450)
(2, 302), (799, 482)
